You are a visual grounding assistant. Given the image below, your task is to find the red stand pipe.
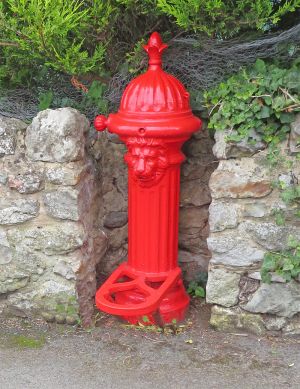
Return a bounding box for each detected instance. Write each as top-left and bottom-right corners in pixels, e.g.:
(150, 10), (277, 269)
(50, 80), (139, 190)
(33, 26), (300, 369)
(94, 32), (201, 325)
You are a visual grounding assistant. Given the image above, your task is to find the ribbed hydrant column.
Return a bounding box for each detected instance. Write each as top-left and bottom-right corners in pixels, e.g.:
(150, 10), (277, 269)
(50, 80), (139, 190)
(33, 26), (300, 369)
(94, 32), (201, 325)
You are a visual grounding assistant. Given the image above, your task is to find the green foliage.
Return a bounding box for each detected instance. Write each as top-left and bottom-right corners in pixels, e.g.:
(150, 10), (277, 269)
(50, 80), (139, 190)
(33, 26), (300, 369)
(0, 0), (111, 83)
(261, 236), (300, 283)
(187, 272), (207, 298)
(261, 179), (300, 283)
(205, 59), (300, 159)
(156, 0), (300, 37)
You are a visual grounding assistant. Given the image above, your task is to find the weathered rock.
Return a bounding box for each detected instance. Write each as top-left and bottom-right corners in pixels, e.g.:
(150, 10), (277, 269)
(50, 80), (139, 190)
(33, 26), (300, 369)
(25, 108), (89, 162)
(104, 211), (128, 228)
(242, 202), (268, 218)
(179, 206), (208, 229)
(209, 201), (239, 232)
(0, 276), (29, 294)
(103, 189), (127, 213)
(53, 260), (76, 280)
(243, 281), (300, 318)
(206, 268), (241, 307)
(0, 199), (39, 225)
(8, 172), (44, 193)
(7, 223), (84, 255)
(0, 172), (7, 185)
(0, 229), (12, 265)
(209, 159), (272, 199)
(0, 116), (26, 157)
(208, 232), (265, 267)
(213, 129), (265, 160)
(289, 113), (300, 154)
(210, 305), (266, 335)
(264, 316), (287, 331)
(180, 180), (211, 207)
(108, 225), (128, 249)
(241, 221), (300, 251)
(43, 188), (79, 221)
(283, 316), (300, 335)
(45, 164), (86, 186)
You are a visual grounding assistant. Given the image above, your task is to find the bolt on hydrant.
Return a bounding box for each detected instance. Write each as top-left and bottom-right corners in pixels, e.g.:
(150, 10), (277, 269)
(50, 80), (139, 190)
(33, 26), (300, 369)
(94, 32), (201, 325)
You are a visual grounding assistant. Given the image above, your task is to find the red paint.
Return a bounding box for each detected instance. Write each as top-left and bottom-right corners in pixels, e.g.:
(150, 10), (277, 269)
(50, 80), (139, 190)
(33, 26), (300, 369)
(94, 32), (202, 325)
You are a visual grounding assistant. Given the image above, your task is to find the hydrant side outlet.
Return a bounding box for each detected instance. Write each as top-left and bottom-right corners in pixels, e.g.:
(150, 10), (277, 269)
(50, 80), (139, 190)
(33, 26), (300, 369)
(95, 32), (202, 325)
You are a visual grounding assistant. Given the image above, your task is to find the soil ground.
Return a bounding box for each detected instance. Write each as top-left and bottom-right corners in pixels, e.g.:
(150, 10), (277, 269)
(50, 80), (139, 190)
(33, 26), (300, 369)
(1, 300), (300, 389)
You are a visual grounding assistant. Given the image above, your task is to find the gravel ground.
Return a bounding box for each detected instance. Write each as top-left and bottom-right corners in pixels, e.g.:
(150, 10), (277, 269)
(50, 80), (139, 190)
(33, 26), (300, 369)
(0, 301), (300, 389)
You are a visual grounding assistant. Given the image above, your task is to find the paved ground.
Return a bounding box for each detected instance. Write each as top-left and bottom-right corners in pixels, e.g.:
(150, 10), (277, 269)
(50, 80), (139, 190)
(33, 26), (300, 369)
(1, 301), (300, 389)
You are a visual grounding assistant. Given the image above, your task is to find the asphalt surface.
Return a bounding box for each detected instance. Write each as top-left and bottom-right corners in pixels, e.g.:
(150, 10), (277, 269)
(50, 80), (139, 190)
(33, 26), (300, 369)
(1, 303), (300, 389)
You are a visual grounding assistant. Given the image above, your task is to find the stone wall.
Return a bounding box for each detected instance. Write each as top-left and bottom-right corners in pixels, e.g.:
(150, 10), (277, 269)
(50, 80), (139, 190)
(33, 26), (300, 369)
(207, 115), (300, 335)
(0, 108), (215, 325)
(0, 109), (107, 326)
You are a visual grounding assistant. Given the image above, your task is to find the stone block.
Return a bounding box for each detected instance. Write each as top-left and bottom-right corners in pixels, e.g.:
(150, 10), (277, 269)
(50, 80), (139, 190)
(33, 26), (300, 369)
(210, 305), (266, 335)
(241, 221), (300, 251)
(0, 229), (12, 265)
(206, 268), (241, 307)
(0, 116), (26, 157)
(180, 180), (211, 207)
(209, 201), (239, 232)
(243, 281), (300, 318)
(0, 199), (39, 225)
(8, 172), (44, 194)
(45, 164), (85, 186)
(7, 222), (84, 255)
(104, 211), (128, 228)
(208, 231), (265, 267)
(209, 159), (272, 199)
(43, 188), (79, 221)
(25, 108), (89, 162)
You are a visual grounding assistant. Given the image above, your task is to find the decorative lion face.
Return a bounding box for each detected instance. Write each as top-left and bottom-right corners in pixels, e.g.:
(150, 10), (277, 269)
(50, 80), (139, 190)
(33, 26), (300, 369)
(125, 137), (168, 186)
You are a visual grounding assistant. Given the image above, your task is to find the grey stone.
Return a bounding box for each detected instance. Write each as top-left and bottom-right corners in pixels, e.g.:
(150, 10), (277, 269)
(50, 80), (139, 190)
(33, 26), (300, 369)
(278, 172), (296, 187)
(208, 232), (265, 267)
(264, 316), (287, 331)
(104, 211), (128, 228)
(25, 108), (89, 162)
(213, 129), (265, 160)
(180, 180), (211, 207)
(0, 172), (7, 185)
(103, 189), (126, 213)
(242, 202), (268, 218)
(210, 305), (266, 335)
(242, 221), (300, 251)
(0, 229), (12, 265)
(0, 116), (26, 157)
(209, 201), (239, 232)
(243, 281), (300, 318)
(53, 260), (76, 280)
(45, 164), (85, 186)
(289, 113), (300, 154)
(209, 159), (272, 199)
(206, 268), (241, 307)
(283, 316), (300, 335)
(8, 172), (44, 194)
(43, 188), (79, 221)
(7, 223), (84, 255)
(0, 199), (39, 225)
(0, 275), (29, 294)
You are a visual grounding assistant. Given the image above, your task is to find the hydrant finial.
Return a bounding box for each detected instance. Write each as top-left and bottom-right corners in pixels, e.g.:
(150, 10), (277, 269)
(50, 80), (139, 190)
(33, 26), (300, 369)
(143, 32), (168, 68)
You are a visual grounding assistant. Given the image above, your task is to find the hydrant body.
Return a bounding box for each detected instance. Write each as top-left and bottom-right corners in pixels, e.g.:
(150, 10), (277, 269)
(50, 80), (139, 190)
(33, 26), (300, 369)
(95, 32), (201, 325)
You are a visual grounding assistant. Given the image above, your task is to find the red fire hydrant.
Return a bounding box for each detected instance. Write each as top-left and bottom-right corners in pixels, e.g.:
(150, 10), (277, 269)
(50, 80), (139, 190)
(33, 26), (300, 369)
(94, 32), (201, 325)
